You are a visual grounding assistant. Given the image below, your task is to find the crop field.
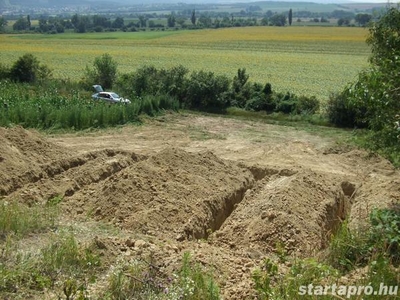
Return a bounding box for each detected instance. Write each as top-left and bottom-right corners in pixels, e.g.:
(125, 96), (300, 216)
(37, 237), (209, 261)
(0, 26), (370, 100)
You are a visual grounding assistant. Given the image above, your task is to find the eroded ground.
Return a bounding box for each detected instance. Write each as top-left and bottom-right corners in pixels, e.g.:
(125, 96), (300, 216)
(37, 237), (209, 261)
(1, 112), (399, 299)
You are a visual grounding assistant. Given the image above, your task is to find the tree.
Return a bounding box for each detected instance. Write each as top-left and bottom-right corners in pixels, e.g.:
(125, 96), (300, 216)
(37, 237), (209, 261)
(355, 13), (372, 27)
(270, 14), (287, 26)
(337, 18), (350, 26)
(13, 17), (29, 31)
(139, 15), (147, 28)
(191, 10), (196, 25)
(167, 14), (176, 27)
(335, 7), (400, 157)
(112, 17), (124, 29)
(198, 15), (212, 28)
(84, 53), (118, 90)
(38, 17), (48, 33)
(9, 53), (51, 83)
(27, 15), (31, 30)
(0, 17), (7, 32)
(289, 9), (293, 26)
(176, 17), (186, 28)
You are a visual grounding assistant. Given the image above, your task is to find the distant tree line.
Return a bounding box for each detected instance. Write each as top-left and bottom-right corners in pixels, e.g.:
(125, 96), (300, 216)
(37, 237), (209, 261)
(2, 8), (377, 34)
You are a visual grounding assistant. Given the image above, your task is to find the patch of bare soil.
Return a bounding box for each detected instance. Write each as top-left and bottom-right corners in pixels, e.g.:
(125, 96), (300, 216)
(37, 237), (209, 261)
(1, 114), (399, 299)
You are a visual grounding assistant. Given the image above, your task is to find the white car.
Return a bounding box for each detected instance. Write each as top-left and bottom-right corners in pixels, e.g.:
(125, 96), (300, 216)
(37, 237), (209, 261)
(92, 85), (131, 104)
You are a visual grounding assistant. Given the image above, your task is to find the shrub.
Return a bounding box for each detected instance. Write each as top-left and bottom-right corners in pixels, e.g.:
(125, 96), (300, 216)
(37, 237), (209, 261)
(83, 53), (117, 90)
(185, 70), (230, 111)
(295, 95), (320, 114)
(274, 92), (298, 114)
(0, 63), (10, 81)
(326, 90), (367, 128)
(9, 53), (52, 83)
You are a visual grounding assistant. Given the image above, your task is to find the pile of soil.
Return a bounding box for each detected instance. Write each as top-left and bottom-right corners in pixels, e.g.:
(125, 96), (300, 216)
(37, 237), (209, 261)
(215, 169), (354, 256)
(0, 126), (68, 198)
(66, 148), (254, 240)
(1, 122), (399, 300)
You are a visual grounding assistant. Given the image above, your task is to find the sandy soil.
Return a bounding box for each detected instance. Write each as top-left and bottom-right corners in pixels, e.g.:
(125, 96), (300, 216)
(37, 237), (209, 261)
(1, 112), (399, 299)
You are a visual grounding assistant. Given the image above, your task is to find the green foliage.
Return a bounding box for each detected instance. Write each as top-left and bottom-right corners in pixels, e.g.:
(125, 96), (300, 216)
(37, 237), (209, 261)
(0, 200), (58, 239)
(117, 65), (189, 102)
(296, 95), (320, 114)
(333, 7), (400, 163)
(0, 63), (10, 81)
(328, 207), (400, 273)
(0, 231), (100, 294)
(84, 53), (118, 90)
(9, 53), (52, 84)
(186, 71), (230, 111)
(269, 14), (287, 26)
(369, 207), (400, 265)
(326, 90), (367, 128)
(104, 252), (220, 300)
(251, 258), (278, 299)
(170, 252), (220, 300)
(327, 220), (370, 272)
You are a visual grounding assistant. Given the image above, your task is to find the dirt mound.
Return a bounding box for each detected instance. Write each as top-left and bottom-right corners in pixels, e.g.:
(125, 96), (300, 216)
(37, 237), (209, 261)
(215, 169), (354, 256)
(65, 148), (254, 239)
(0, 126), (68, 197)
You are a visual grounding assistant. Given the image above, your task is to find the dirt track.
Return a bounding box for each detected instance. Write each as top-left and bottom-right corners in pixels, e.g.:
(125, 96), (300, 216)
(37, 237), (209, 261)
(1, 113), (399, 299)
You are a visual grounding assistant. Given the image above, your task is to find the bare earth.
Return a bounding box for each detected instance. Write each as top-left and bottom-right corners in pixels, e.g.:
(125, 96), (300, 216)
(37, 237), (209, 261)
(1, 112), (399, 299)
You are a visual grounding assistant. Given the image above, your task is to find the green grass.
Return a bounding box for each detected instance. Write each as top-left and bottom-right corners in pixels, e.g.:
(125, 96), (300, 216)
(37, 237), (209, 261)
(0, 200), (58, 239)
(252, 208), (400, 299)
(0, 81), (179, 131)
(0, 26), (369, 100)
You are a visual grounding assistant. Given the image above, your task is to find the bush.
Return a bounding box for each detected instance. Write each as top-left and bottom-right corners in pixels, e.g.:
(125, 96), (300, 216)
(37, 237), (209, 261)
(274, 92), (298, 114)
(0, 63), (10, 81)
(295, 95), (320, 114)
(83, 53), (117, 90)
(185, 70), (230, 111)
(9, 53), (52, 83)
(326, 91), (367, 128)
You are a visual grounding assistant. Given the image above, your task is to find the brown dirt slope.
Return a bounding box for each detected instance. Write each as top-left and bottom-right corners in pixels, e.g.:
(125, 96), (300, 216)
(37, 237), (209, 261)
(1, 116), (399, 300)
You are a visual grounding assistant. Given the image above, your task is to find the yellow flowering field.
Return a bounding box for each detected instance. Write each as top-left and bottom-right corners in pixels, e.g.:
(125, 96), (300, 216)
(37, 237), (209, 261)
(0, 26), (370, 100)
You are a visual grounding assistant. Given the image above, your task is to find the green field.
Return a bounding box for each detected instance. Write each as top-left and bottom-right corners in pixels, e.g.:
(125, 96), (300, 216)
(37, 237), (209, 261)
(0, 26), (370, 100)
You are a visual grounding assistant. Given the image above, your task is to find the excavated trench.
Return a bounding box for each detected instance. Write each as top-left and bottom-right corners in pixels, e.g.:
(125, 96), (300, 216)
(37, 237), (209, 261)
(180, 163), (357, 255)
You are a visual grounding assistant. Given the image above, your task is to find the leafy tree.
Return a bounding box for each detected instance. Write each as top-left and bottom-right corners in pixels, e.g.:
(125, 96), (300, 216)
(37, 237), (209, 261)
(0, 16), (8, 32)
(198, 15), (212, 28)
(260, 17), (269, 26)
(38, 17), (48, 33)
(176, 17), (186, 28)
(289, 9), (293, 26)
(84, 53), (118, 90)
(186, 71), (230, 110)
(167, 14), (176, 27)
(191, 10), (196, 25)
(71, 14), (79, 28)
(13, 17), (30, 31)
(337, 18), (350, 26)
(270, 14), (287, 26)
(355, 13), (372, 27)
(139, 15), (147, 28)
(9, 53), (51, 83)
(332, 7), (400, 161)
(232, 68), (250, 107)
(112, 17), (124, 29)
